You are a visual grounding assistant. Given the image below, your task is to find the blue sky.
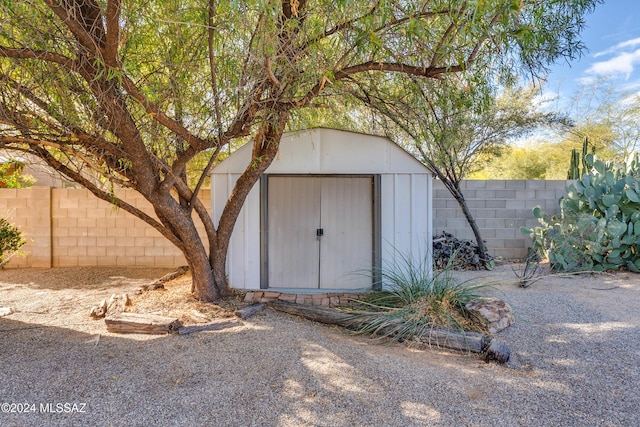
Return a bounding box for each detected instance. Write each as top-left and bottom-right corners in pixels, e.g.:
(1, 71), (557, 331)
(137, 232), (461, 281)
(546, 0), (640, 102)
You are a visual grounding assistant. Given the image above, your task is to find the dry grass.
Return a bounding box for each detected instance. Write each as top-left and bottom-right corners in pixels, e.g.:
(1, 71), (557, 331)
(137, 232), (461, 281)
(126, 272), (247, 325)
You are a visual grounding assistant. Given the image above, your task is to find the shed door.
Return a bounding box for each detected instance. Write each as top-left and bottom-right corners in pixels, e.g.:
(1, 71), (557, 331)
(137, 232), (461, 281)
(267, 176), (373, 289)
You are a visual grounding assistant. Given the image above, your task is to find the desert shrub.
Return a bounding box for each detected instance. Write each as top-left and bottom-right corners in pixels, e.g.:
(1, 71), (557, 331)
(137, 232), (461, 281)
(0, 159), (35, 188)
(0, 218), (26, 266)
(523, 153), (640, 272)
(351, 251), (488, 342)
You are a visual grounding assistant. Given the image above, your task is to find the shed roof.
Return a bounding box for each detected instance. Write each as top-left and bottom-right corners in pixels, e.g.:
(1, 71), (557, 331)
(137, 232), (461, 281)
(211, 128), (430, 175)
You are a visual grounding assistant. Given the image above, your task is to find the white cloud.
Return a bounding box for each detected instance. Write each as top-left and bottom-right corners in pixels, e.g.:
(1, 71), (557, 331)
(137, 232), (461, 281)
(586, 48), (640, 78)
(576, 76), (599, 85)
(594, 37), (640, 57)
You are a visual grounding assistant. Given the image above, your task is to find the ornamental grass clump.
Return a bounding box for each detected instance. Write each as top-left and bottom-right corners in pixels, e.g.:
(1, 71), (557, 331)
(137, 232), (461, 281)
(352, 252), (488, 343)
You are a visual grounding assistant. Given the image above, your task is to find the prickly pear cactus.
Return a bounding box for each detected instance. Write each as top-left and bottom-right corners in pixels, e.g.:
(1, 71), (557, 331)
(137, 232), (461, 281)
(523, 153), (640, 272)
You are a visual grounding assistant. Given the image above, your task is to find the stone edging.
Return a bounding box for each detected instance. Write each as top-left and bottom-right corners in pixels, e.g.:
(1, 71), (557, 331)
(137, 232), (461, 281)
(243, 291), (362, 306)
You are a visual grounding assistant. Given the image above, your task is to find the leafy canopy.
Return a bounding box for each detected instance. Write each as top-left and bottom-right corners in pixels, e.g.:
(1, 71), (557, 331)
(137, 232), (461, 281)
(0, 0), (602, 298)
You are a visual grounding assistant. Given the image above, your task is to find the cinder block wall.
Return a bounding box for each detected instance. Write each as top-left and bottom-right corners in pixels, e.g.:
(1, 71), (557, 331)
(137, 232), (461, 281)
(432, 180), (567, 259)
(1, 181), (568, 268)
(0, 187), (51, 267)
(1, 187), (210, 268)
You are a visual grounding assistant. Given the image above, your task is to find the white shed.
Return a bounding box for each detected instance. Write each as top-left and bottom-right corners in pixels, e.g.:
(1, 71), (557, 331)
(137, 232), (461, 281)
(211, 128), (432, 292)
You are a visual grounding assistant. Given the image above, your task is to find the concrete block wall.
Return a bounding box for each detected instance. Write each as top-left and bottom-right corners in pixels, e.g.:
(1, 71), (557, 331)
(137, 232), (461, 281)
(0, 187), (52, 267)
(1, 181), (568, 268)
(2, 187), (210, 268)
(432, 180), (567, 259)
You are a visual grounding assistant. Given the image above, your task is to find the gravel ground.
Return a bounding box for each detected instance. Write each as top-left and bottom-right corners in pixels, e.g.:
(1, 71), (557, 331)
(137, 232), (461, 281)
(0, 265), (639, 426)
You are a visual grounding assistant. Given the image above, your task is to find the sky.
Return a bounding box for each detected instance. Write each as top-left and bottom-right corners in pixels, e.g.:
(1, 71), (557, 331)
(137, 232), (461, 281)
(545, 0), (640, 105)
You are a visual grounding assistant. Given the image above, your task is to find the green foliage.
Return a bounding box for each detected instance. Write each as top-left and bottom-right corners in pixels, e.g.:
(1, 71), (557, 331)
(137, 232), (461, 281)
(0, 159), (34, 188)
(0, 0), (603, 298)
(0, 217), (26, 266)
(351, 252), (488, 342)
(523, 153), (640, 272)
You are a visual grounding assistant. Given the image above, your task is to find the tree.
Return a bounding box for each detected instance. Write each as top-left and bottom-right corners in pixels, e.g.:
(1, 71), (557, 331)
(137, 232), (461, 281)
(354, 78), (567, 267)
(0, 1), (600, 300)
(471, 141), (577, 180)
(562, 77), (640, 160)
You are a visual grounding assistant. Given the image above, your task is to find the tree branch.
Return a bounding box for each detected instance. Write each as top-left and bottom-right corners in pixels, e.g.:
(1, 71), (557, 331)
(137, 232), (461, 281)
(104, 0), (122, 65)
(44, 0), (105, 53)
(207, 0), (223, 139)
(429, 3), (464, 68)
(0, 46), (74, 69)
(291, 62), (462, 108)
(27, 143), (185, 250)
(120, 75), (213, 150)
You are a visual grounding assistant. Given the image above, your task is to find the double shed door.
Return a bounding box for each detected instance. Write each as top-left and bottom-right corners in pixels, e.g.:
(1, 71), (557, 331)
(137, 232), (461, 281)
(266, 175), (373, 289)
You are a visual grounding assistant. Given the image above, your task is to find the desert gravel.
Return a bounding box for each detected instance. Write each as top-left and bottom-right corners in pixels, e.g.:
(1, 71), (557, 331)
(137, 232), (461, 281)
(0, 265), (639, 426)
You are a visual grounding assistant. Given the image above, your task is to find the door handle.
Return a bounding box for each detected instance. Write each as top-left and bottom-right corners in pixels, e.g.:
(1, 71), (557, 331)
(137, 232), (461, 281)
(316, 228), (324, 240)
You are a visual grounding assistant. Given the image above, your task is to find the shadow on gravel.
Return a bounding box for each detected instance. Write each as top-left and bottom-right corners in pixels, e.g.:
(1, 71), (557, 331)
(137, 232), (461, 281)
(2, 268), (640, 427)
(0, 267), (174, 291)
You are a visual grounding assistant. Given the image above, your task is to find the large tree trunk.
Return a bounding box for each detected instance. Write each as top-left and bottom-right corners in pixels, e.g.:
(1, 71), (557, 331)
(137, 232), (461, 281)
(210, 113), (289, 297)
(431, 166), (491, 269)
(421, 158), (491, 269)
(151, 193), (221, 301)
(453, 191), (491, 268)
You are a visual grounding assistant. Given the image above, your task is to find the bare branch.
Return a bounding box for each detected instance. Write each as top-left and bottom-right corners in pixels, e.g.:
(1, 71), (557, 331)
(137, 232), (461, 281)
(265, 56), (283, 89)
(292, 61), (462, 108)
(0, 46), (74, 69)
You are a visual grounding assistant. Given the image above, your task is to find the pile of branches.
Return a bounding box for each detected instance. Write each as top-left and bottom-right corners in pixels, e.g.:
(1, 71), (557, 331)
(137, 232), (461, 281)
(432, 231), (492, 270)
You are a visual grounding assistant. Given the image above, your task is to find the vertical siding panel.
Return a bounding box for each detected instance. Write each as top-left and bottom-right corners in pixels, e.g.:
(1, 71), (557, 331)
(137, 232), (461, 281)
(320, 177), (372, 289)
(226, 174), (238, 285)
(426, 176), (433, 277)
(410, 174), (430, 259)
(394, 174), (412, 258)
(244, 186), (261, 289)
(211, 174), (230, 227)
(380, 174), (396, 266)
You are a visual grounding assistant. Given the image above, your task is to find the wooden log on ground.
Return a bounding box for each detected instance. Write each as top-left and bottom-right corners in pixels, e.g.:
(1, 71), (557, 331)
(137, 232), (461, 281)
(90, 299), (108, 319)
(140, 266), (189, 291)
(417, 328), (486, 354)
(234, 303), (264, 320)
(90, 293), (131, 319)
(178, 319), (240, 335)
(105, 312), (182, 334)
(484, 338), (511, 363)
(268, 300), (358, 326)
(268, 300), (508, 361)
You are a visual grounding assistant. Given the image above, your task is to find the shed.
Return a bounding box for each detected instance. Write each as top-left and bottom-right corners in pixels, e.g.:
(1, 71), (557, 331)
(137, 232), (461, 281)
(211, 128), (433, 292)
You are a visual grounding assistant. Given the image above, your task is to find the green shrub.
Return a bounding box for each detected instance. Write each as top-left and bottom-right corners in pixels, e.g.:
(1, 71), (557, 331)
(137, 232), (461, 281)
(351, 251), (488, 342)
(0, 218), (26, 266)
(523, 153), (640, 272)
(0, 159), (35, 188)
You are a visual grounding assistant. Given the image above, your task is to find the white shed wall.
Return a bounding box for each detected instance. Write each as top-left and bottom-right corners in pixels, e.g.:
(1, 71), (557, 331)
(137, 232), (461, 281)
(380, 174), (432, 273)
(211, 129), (432, 290)
(211, 173), (262, 289)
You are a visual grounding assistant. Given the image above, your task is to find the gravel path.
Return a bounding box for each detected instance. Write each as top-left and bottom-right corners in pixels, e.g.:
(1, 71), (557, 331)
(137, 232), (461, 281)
(0, 266), (639, 426)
